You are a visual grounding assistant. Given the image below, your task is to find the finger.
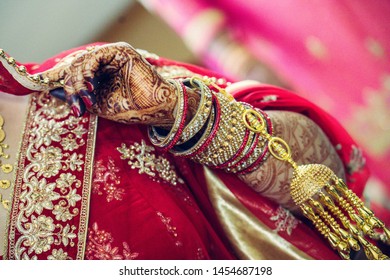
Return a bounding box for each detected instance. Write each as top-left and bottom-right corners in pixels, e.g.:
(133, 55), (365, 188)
(50, 86), (86, 117)
(82, 78), (100, 108)
(70, 95), (86, 117)
(69, 52), (102, 109)
(79, 89), (96, 108)
(63, 74), (86, 117)
(37, 64), (67, 86)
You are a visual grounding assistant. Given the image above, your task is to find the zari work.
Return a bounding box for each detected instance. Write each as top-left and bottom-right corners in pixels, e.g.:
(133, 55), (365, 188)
(5, 92), (97, 260)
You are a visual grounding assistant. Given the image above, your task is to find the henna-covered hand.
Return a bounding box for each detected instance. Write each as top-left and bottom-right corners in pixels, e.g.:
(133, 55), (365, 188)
(40, 42), (178, 125)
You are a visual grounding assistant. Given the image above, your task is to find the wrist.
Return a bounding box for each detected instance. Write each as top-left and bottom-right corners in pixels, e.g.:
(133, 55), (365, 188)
(148, 77), (270, 174)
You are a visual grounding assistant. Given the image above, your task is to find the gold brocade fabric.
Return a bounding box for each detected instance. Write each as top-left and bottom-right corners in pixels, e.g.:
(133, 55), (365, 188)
(4, 92), (97, 260)
(204, 168), (312, 260)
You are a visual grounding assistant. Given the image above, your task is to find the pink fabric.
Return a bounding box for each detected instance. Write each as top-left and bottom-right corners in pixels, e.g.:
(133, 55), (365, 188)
(143, 0), (390, 193)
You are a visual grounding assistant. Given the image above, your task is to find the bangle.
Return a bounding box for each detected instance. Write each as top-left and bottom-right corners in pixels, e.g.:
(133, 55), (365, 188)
(235, 109), (273, 174)
(164, 78), (272, 174)
(176, 77), (213, 145)
(148, 79), (188, 151)
(170, 93), (220, 158)
(193, 92), (246, 167)
(150, 75), (390, 260)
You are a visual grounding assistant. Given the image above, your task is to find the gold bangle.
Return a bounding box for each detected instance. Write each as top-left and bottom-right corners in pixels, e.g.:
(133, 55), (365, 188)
(176, 77), (213, 145)
(148, 79), (188, 150)
(170, 95), (218, 157)
(193, 93), (247, 167)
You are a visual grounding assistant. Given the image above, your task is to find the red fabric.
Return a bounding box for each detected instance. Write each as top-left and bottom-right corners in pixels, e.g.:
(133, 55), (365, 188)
(0, 43), (373, 260)
(87, 119), (235, 259)
(0, 63), (32, 95)
(0, 43), (105, 96)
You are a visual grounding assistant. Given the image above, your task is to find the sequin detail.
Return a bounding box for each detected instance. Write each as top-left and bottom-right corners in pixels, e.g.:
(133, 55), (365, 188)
(92, 158), (125, 202)
(117, 140), (184, 186)
(86, 222), (139, 260)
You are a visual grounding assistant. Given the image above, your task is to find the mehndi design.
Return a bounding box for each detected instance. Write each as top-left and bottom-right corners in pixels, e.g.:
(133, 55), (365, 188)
(39, 43), (178, 125)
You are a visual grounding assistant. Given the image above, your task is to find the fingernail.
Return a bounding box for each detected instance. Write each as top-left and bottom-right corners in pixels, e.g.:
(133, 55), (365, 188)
(71, 105), (81, 117)
(86, 80), (94, 92)
(80, 90), (95, 108)
(86, 77), (98, 92)
(68, 95), (86, 117)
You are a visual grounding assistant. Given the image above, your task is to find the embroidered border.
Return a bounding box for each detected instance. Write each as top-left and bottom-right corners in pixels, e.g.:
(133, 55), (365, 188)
(5, 92), (97, 259)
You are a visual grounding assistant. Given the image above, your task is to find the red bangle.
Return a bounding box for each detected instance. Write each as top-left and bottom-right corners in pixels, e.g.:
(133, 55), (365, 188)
(162, 81), (189, 151)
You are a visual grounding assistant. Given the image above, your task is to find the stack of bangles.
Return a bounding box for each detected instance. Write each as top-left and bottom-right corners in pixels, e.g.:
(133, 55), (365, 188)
(148, 77), (272, 174)
(149, 77), (390, 260)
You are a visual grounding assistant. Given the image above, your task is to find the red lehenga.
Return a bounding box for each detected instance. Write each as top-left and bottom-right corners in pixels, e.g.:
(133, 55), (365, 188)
(0, 43), (380, 260)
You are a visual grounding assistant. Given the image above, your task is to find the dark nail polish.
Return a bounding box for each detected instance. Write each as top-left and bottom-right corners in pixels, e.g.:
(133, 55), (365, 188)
(80, 90), (94, 107)
(79, 90), (96, 108)
(71, 106), (81, 117)
(69, 95), (86, 117)
(86, 81), (94, 92)
(50, 88), (66, 102)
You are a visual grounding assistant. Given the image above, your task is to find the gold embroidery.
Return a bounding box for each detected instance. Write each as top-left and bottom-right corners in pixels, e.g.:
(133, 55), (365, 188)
(92, 158), (125, 202)
(268, 206), (299, 235)
(6, 92), (97, 259)
(156, 211), (182, 247)
(48, 248), (71, 260)
(86, 222), (139, 260)
(117, 140), (184, 186)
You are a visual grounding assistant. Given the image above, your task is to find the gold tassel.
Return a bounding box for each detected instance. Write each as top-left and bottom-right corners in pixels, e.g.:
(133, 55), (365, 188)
(243, 109), (390, 260)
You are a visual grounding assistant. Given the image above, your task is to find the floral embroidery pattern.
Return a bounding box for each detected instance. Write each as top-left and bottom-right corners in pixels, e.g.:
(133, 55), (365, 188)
(48, 248), (71, 260)
(85, 222), (139, 260)
(7, 92), (96, 260)
(269, 206), (299, 236)
(92, 158), (125, 202)
(117, 140), (184, 186)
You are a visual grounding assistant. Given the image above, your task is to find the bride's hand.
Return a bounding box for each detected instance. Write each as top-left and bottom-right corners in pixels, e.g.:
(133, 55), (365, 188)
(40, 42), (177, 125)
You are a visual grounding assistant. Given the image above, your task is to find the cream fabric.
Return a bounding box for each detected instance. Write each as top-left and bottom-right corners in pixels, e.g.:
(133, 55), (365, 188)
(204, 167), (311, 260)
(0, 92), (30, 257)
